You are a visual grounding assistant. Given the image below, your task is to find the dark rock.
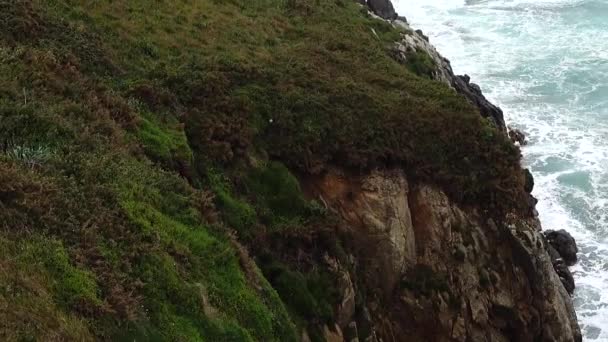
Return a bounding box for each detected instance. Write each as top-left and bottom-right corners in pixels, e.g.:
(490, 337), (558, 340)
(509, 127), (527, 145)
(526, 194), (538, 207)
(469, 82), (482, 95)
(415, 29), (429, 42)
(453, 74), (506, 130)
(367, 0), (398, 20)
(556, 260), (575, 294)
(526, 194), (539, 217)
(524, 169), (534, 193)
(546, 244), (575, 294)
(544, 229), (578, 266)
(396, 15), (408, 23)
(546, 244), (561, 261)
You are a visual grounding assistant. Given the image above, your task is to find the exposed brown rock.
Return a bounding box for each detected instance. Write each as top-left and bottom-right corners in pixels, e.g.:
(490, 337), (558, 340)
(306, 167), (581, 342)
(308, 168), (416, 297)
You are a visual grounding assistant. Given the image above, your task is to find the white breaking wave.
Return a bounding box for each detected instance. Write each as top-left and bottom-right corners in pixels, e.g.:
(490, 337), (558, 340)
(394, 0), (608, 340)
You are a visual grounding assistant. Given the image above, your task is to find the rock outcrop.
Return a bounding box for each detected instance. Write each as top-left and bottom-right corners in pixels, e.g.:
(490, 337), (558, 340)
(348, 3), (501, 131)
(308, 168), (416, 297)
(509, 126), (528, 145)
(545, 229), (578, 266)
(307, 168), (581, 342)
(364, 0), (398, 20)
(543, 229), (578, 294)
(390, 21), (507, 130)
(301, 2), (581, 341)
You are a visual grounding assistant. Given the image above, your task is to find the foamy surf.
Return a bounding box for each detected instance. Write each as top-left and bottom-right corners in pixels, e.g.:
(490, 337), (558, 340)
(394, 0), (608, 339)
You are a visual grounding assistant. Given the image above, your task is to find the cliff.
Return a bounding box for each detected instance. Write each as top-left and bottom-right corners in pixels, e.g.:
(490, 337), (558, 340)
(306, 167), (580, 341)
(0, 0), (579, 341)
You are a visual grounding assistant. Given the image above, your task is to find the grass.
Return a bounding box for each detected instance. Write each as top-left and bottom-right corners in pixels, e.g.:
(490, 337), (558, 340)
(0, 0), (527, 340)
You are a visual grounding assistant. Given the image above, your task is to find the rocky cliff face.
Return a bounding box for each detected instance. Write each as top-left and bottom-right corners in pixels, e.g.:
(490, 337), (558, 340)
(306, 168), (580, 342)
(295, 1), (581, 341)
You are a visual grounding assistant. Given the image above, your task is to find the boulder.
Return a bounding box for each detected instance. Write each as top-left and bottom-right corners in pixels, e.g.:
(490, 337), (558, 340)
(509, 127), (527, 145)
(367, 0), (398, 20)
(544, 229), (578, 266)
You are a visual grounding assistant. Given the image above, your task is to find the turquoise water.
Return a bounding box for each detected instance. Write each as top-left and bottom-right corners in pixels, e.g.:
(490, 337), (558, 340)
(393, 0), (608, 339)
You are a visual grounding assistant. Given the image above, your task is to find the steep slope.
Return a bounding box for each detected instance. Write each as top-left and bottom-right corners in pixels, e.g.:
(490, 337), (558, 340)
(0, 0), (579, 341)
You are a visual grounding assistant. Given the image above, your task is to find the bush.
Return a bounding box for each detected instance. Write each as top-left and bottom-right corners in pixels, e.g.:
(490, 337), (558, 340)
(245, 161), (311, 227)
(404, 49), (436, 78)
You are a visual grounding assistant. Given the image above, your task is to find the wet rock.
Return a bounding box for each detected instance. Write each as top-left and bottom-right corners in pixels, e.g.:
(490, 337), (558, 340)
(506, 224), (581, 341)
(508, 127), (527, 145)
(545, 229), (578, 266)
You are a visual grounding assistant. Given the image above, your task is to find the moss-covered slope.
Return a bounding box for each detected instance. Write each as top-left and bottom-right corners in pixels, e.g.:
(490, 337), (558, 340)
(0, 0), (526, 340)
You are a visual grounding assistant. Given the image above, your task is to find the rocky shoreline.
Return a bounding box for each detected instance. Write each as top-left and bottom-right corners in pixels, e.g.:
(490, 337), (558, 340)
(346, 0), (582, 340)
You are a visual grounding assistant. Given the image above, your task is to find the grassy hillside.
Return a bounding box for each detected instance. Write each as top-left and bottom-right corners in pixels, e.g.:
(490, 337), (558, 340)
(0, 0), (525, 340)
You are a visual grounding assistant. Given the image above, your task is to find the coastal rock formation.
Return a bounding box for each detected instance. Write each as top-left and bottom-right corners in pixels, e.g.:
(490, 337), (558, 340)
(365, 0), (398, 20)
(307, 168), (581, 342)
(524, 168), (535, 194)
(509, 127), (528, 145)
(544, 229), (578, 294)
(308, 168), (416, 297)
(546, 243), (576, 294)
(1, 0), (582, 340)
(545, 229), (578, 266)
(390, 16), (507, 130)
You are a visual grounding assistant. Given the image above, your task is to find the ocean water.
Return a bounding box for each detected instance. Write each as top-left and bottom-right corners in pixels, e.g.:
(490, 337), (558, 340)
(392, 0), (608, 339)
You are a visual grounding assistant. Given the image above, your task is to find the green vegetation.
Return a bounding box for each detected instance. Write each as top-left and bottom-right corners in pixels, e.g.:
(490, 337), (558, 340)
(404, 49), (436, 79)
(261, 261), (339, 342)
(0, 0), (526, 340)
